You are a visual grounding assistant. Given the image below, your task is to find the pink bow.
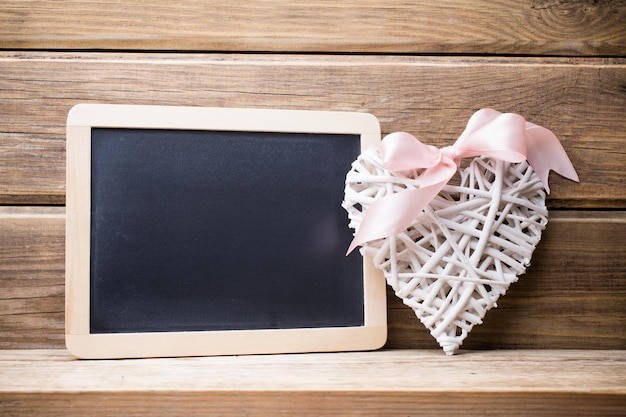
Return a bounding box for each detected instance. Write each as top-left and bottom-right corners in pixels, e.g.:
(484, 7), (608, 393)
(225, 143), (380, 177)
(347, 109), (579, 254)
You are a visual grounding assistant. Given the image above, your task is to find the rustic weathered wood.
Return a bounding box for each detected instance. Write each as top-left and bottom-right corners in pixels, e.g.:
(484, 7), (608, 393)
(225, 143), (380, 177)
(0, 208), (65, 349)
(4, 392), (623, 417)
(0, 349), (624, 416)
(1, 1), (624, 56)
(1, 2), (622, 414)
(1, 208), (624, 350)
(0, 53), (624, 206)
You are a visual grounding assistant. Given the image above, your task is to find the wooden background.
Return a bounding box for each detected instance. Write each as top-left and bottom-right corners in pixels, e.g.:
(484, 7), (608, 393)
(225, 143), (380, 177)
(0, 0), (625, 352)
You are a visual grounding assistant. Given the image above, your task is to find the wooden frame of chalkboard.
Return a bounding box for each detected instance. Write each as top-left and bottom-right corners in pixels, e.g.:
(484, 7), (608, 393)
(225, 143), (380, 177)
(65, 104), (386, 359)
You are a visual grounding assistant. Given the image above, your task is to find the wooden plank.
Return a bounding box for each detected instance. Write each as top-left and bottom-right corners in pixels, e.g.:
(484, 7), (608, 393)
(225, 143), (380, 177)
(1, 208), (624, 350)
(4, 392), (623, 417)
(0, 349), (624, 416)
(0, 1), (624, 56)
(0, 208), (65, 349)
(0, 52), (624, 206)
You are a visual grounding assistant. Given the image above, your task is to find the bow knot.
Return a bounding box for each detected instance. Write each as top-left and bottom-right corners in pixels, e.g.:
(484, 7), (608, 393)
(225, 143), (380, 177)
(347, 109), (579, 254)
(440, 146), (459, 163)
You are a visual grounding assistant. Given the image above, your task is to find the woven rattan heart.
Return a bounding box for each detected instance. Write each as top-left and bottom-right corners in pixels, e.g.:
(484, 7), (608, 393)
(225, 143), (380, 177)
(343, 146), (548, 355)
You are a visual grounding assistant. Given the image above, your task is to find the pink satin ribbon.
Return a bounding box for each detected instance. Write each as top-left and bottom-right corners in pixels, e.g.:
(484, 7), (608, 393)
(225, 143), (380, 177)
(347, 109), (579, 254)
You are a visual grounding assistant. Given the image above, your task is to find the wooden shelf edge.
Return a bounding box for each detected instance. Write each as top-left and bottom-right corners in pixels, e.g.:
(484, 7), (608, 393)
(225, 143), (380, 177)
(1, 349), (624, 393)
(1, 349), (625, 416)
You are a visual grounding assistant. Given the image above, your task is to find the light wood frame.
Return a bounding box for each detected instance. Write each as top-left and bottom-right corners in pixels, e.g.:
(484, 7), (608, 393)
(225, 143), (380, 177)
(65, 104), (386, 359)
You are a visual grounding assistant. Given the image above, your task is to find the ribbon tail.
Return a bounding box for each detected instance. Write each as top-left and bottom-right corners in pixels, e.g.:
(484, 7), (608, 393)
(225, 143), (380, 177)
(346, 183), (444, 255)
(525, 124), (579, 193)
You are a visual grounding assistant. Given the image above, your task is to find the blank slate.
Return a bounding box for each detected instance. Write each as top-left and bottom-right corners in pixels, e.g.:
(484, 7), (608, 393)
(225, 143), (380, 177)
(65, 104), (386, 359)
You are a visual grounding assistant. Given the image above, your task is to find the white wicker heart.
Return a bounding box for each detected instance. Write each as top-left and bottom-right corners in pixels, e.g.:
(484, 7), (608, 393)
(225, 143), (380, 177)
(343, 146), (548, 355)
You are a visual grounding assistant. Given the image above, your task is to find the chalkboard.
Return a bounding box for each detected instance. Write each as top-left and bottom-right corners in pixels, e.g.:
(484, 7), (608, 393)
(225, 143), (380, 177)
(65, 104), (386, 359)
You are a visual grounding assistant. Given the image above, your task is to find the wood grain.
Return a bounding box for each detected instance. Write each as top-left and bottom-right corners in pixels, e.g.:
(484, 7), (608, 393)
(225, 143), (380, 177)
(1, 208), (624, 350)
(4, 392), (624, 417)
(0, 349), (624, 416)
(0, 52), (624, 206)
(0, 208), (65, 349)
(1, 1), (623, 412)
(1, 1), (624, 56)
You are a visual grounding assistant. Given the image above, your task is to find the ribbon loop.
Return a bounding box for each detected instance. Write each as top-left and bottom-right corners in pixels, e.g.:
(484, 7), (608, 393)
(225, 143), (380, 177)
(381, 132), (441, 171)
(346, 109), (579, 254)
